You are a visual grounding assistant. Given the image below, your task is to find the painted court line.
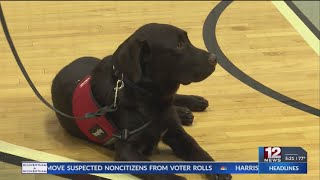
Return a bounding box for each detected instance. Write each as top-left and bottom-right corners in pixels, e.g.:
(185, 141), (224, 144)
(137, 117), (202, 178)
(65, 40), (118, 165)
(203, 1), (320, 117)
(272, 1), (320, 56)
(0, 140), (138, 180)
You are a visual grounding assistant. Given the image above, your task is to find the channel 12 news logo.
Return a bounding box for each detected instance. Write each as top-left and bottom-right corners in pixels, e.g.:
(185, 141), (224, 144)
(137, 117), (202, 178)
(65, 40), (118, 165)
(264, 147), (282, 162)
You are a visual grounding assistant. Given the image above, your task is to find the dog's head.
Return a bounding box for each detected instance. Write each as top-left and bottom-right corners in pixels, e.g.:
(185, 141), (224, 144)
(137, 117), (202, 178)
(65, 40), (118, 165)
(113, 23), (217, 85)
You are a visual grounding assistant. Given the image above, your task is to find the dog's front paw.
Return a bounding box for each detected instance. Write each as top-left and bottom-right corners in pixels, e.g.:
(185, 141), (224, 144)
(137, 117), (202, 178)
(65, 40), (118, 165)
(175, 106), (194, 126)
(207, 174), (232, 180)
(188, 95), (209, 112)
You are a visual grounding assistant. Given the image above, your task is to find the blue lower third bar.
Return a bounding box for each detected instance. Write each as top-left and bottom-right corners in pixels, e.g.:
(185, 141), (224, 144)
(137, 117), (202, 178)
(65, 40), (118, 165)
(45, 162), (258, 174)
(42, 162), (307, 174)
(259, 162), (307, 174)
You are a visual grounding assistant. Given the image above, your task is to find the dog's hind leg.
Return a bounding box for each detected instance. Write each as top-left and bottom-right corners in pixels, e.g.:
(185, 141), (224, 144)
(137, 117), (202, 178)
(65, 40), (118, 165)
(174, 94), (209, 112)
(114, 141), (186, 180)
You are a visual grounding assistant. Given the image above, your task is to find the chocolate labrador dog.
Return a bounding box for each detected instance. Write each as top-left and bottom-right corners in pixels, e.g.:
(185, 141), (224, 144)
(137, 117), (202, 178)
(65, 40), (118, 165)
(51, 23), (232, 180)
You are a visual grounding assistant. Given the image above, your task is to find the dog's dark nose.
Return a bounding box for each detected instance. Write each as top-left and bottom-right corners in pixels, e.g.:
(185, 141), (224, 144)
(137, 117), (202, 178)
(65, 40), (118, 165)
(208, 54), (217, 65)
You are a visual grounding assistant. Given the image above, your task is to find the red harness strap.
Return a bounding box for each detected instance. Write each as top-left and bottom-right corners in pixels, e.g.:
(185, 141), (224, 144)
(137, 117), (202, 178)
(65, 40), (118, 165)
(72, 75), (118, 145)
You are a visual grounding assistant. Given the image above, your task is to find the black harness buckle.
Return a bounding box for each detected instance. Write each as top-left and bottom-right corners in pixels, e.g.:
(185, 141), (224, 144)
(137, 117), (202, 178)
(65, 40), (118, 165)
(112, 129), (129, 141)
(120, 129), (129, 140)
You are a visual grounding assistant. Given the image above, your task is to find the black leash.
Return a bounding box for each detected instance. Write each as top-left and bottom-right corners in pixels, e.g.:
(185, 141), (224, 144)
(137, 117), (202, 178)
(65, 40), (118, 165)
(0, 3), (115, 120)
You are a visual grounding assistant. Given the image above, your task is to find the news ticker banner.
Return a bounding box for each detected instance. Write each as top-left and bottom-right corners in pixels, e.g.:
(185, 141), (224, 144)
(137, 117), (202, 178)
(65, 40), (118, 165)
(21, 147), (307, 175)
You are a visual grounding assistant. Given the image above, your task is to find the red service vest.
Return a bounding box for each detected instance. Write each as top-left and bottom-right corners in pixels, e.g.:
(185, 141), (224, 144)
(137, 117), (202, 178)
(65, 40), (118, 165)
(72, 76), (117, 145)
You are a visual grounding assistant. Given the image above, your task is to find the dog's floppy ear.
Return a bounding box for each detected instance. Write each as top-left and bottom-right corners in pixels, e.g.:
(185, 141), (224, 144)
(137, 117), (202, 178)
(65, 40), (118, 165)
(113, 37), (150, 82)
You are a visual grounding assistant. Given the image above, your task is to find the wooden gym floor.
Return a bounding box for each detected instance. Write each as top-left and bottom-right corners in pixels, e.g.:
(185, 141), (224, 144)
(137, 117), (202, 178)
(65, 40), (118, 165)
(0, 1), (319, 180)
